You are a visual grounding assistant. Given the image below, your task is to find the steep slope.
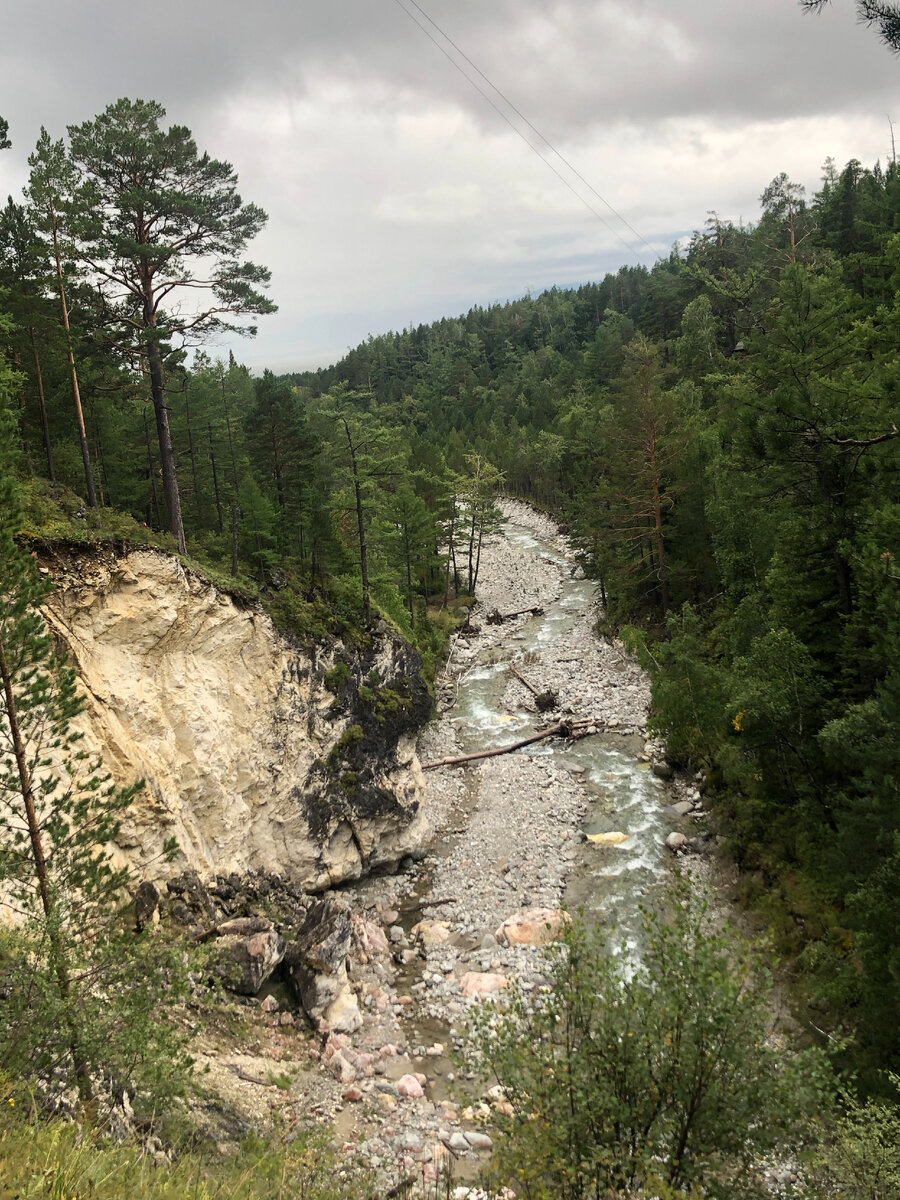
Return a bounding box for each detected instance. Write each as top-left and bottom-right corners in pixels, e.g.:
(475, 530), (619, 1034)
(37, 544), (430, 891)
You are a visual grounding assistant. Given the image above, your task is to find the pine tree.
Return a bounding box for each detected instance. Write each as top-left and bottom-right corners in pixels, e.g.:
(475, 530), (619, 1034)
(67, 99), (276, 555)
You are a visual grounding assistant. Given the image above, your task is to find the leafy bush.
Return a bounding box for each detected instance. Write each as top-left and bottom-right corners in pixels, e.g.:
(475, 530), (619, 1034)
(471, 889), (830, 1200)
(804, 1077), (900, 1199)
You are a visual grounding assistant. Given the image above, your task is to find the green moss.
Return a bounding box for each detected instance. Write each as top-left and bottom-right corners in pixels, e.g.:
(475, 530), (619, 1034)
(327, 724), (365, 769)
(373, 686), (411, 724)
(323, 661), (351, 692)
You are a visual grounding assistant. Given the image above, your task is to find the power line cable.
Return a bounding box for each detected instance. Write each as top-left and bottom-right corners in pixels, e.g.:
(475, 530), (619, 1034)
(389, 0), (657, 262)
(403, 0), (656, 256)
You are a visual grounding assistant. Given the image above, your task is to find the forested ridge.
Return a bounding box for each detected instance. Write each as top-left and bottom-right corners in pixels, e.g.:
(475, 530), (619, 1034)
(1, 95), (899, 1102)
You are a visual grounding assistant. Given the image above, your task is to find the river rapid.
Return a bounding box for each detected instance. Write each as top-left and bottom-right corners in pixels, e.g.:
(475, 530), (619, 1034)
(327, 501), (708, 1182)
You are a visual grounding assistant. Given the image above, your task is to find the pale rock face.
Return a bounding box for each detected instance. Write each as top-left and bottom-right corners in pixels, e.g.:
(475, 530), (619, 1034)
(39, 546), (429, 890)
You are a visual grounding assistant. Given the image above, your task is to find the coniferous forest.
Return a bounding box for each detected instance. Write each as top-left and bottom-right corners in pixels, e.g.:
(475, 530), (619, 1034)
(2, 92), (900, 1190)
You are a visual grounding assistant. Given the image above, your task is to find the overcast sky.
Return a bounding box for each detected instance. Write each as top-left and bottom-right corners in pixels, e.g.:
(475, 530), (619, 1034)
(2, 0), (898, 373)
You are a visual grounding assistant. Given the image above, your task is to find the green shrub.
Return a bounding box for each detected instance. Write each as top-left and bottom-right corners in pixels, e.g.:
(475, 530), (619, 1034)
(323, 661), (351, 692)
(805, 1077), (900, 1199)
(471, 887), (830, 1200)
(327, 724), (364, 769)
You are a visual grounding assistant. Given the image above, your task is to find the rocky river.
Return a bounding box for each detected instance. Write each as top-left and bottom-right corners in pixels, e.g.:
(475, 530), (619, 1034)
(189, 499), (710, 1186)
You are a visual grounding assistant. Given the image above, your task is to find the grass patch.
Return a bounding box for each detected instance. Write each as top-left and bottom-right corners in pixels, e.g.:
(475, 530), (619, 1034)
(0, 1103), (379, 1199)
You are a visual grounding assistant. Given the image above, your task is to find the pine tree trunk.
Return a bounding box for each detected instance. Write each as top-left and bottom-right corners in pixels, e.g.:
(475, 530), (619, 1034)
(404, 520), (415, 628)
(208, 422), (223, 536)
(342, 418), (370, 624)
(467, 511), (477, 594)
(446, 502), (458, 606)
(143, 409), (162, 529)
(27, 327), (55, 485)
(0, 639), (92, 1101)
(231, 499), (239, 577)
(183, 386), (202, 522)
(143, 302), (186, 555)
(50, 209), (96, 508)
(648, 428), (670, 616)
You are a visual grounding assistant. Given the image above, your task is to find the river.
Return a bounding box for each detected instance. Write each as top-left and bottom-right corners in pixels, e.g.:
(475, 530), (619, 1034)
(328, 500), (702, 1179)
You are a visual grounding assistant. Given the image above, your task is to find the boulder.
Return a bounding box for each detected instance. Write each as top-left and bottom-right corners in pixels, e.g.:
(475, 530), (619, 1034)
(459, 972), (507, 998)
(292, 898), (353, 972)
(495, 908), (571, 947)
(651, 761), (675, 780)
(215, 923), (285, 995)
(397, 1073), (425, 1099)
(464, 1131), (493, 1150)
(285, 898), (361, 1032)
(350, 915), (390, 960)
(666, 831), (690, 853)
(215, 916), (274, 937)
(133, 880), (160, 932)
(412, 920), (452, 946)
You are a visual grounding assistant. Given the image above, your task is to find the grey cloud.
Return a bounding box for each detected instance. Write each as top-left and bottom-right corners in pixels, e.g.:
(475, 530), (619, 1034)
(3, 0), (899, 372)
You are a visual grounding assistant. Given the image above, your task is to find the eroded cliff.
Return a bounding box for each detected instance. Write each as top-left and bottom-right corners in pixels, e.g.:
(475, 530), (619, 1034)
(38, 544), (431, 891)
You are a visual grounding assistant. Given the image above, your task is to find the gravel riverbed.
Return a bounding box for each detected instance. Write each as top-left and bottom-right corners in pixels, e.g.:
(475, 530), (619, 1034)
(196, 501), (708, 1191)
(319, 500), (688, 1183)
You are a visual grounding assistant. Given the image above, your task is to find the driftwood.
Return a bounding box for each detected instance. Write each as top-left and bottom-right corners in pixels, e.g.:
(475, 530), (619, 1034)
(486, 606), (544, 625)
(226, 1063), (269, 1087)
(422, 721), (572, 770)
(509, 663), (539, 695)
(509, 663), (558, 712)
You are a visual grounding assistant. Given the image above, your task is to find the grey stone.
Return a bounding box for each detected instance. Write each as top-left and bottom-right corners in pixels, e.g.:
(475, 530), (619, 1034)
(133, 880), (160, 932)
(215, 927), (285, 995)
(289, 899), (353, 973)
(284, 898), (362, 1032)
(666, 831), (689, 852)
(464, 1131), (494, 1150)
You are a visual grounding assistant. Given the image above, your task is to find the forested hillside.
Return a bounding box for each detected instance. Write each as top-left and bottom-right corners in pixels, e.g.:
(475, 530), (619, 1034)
(1, 98), (899, 1084)
(291, 160), (900, 1082)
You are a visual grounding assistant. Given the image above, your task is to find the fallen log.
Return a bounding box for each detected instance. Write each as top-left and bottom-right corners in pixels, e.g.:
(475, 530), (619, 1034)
(509, 663), (539, 695)
(509, 663), (558, 712)
(422, 721), (572, 770)
(486, 605), (544, 624)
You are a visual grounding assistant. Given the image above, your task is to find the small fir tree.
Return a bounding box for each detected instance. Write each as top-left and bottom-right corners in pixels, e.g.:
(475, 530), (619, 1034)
(0, 402), (188, 1107)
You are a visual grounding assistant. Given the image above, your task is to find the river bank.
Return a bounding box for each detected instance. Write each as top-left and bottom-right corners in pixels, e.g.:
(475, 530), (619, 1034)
(188, 499), (708, 1187)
